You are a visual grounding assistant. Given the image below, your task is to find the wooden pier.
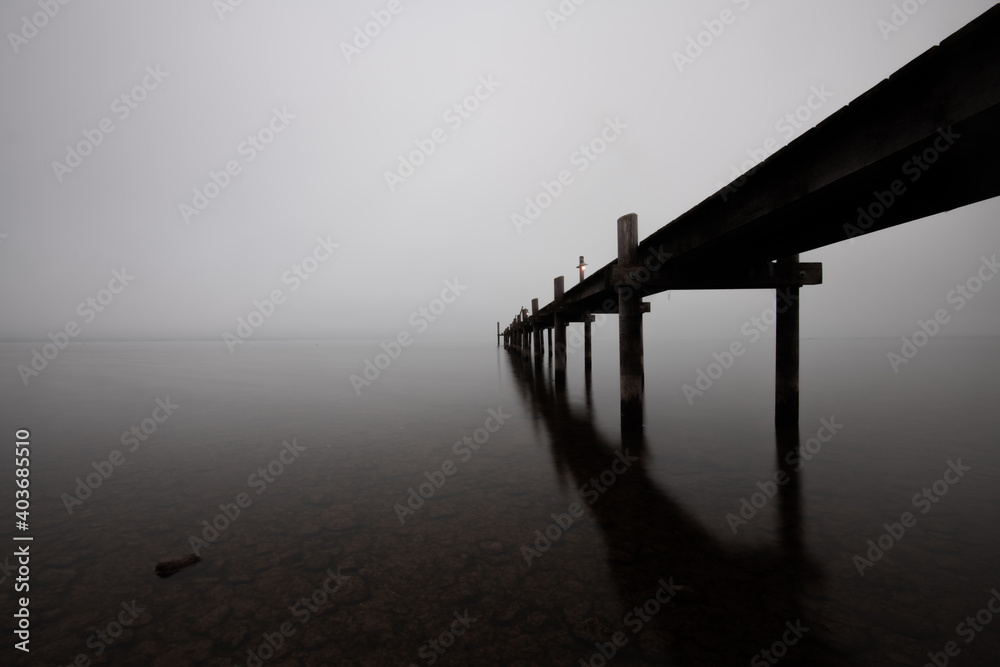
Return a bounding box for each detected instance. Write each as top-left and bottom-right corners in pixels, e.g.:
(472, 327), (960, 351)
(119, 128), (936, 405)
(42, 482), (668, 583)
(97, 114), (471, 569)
(501, 5), (1000, 429)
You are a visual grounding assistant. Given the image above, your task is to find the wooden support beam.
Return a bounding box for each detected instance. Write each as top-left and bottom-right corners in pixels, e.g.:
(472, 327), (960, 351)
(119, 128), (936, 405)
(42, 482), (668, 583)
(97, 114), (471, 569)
(628, 262), (822, 292)
(775, 255), (800, 425)
(521, 309), (531, 358)
(532, 299), (543, 364)
(618, 213), (645, 430)
(554, 276), (567, 384)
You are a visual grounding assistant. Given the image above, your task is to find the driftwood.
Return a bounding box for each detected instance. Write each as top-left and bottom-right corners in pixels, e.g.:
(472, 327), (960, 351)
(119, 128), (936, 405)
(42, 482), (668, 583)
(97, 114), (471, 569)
(155, 554), (201, 578)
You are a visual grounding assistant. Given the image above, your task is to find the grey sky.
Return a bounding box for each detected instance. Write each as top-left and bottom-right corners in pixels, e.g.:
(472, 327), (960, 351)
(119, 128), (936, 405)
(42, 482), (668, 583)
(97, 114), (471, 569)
(1, 0), (998, 343)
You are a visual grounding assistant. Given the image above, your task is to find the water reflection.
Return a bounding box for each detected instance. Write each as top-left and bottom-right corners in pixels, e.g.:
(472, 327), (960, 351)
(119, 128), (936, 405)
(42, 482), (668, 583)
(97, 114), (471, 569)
(505, 349), (835, 664)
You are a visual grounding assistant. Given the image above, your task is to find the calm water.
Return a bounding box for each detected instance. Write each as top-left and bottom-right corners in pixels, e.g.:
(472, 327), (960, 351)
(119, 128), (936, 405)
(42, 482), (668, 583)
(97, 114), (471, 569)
(1, 336), (999, 666)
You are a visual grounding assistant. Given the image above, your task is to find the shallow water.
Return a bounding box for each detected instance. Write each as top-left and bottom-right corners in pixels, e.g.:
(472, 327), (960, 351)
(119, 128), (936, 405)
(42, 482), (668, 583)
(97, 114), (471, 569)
(1, 336), (998, 666)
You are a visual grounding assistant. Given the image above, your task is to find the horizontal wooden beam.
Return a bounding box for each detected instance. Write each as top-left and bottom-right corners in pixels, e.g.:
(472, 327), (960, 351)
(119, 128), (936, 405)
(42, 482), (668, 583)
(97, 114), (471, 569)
(623, 262), (823, 292)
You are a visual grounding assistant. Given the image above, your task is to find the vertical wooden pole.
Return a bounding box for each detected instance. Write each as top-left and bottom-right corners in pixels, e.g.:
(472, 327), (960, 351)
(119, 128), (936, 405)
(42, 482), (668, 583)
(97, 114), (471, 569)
(775, 255), (800, 425)
(775, 426), (804, 555)
(547, 328), (553, 359)
(618, 213), (644, 430)
(578, 259), (592, 374)
(532, 299), (543, 365)
(522, 308), (531, 359)
(526, 310), (532, 359)
(554, 277), (566, 385)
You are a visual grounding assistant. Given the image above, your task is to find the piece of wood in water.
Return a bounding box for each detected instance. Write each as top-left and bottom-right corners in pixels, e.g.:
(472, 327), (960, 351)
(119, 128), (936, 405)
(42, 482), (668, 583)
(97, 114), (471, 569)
(155, 554), (201, 578)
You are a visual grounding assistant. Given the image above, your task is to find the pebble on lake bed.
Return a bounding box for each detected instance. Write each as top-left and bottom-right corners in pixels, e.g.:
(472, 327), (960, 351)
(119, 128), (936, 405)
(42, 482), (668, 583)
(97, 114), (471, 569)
(155, 554), (202, 577)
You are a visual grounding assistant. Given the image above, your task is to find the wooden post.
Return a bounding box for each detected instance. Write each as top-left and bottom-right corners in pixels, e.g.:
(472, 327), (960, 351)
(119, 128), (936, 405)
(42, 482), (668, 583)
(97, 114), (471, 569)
(578, 257), (592, 373)
(522, 308), (531, 358)
(554, 277), (566, 385)
(497, 321), (500, 346)
(775, 426), (803, 553)
(775, 255), (800, 425)
(547, 328), (553, 358)
(532, 299), (543, 364)
(518, 312), (526, 357)
(618, 213), (644, 430)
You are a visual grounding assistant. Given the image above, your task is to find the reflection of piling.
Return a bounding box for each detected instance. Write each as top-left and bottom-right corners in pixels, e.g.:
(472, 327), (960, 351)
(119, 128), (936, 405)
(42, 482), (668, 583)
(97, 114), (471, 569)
(617, 214), (645, 430)
(775, 255), (800, 426)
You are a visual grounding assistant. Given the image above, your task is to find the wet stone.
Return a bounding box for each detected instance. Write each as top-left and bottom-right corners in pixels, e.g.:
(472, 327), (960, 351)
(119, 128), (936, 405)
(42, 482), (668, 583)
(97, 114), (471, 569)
(302, 552), (331, 571)
(525, 610), (549, 632)
(572, 616), (613, 644)
(131, 607), (155, 628)
(221, 624), (248, 649)
(562, 599), (592, 624)
(195, 604), (231, 632)
(493, 600), (526, 625)
(479, 540), (505, 554)
(307, 492), (329, 505)
(332, 574), (370, 605)
(439, 579), (482, 606)
(300, 628), (328, 650)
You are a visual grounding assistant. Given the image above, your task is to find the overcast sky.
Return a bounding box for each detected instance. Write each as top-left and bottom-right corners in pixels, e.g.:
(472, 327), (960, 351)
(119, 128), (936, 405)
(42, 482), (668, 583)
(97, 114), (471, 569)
(1, 0), (998, 343)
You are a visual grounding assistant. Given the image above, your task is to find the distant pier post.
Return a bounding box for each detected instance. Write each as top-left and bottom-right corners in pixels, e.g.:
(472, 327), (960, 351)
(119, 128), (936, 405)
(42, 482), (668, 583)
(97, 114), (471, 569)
(775, 254), (800, 425)
(521, 309), (531, 359)
(578, 256), (592, 373)
(547, 328), (553, 359)
(617, 214), (645, 430)
(554, 276), (567, 385)
(532, 299), (543, 365)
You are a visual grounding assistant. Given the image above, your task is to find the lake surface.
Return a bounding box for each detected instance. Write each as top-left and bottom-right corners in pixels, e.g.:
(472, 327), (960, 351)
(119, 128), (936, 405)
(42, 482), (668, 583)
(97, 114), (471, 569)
(1, 335), (998, 666)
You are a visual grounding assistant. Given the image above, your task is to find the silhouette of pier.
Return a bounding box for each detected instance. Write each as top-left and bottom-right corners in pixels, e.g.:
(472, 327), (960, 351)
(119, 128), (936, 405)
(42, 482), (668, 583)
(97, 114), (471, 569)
(500, 6), (1000, 429)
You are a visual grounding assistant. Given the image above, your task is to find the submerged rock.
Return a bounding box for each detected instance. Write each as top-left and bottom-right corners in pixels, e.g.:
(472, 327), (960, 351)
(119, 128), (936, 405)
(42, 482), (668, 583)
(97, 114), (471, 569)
(155, 554), (202, 577)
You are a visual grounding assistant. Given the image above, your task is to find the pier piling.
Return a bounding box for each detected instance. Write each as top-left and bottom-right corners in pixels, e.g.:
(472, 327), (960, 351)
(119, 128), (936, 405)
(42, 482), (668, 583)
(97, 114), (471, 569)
(617, 213), (645, 430)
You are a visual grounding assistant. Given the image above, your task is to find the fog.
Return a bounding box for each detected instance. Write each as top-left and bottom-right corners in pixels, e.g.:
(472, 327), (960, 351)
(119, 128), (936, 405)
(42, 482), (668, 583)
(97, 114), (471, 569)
(2, 0), (998, 344)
